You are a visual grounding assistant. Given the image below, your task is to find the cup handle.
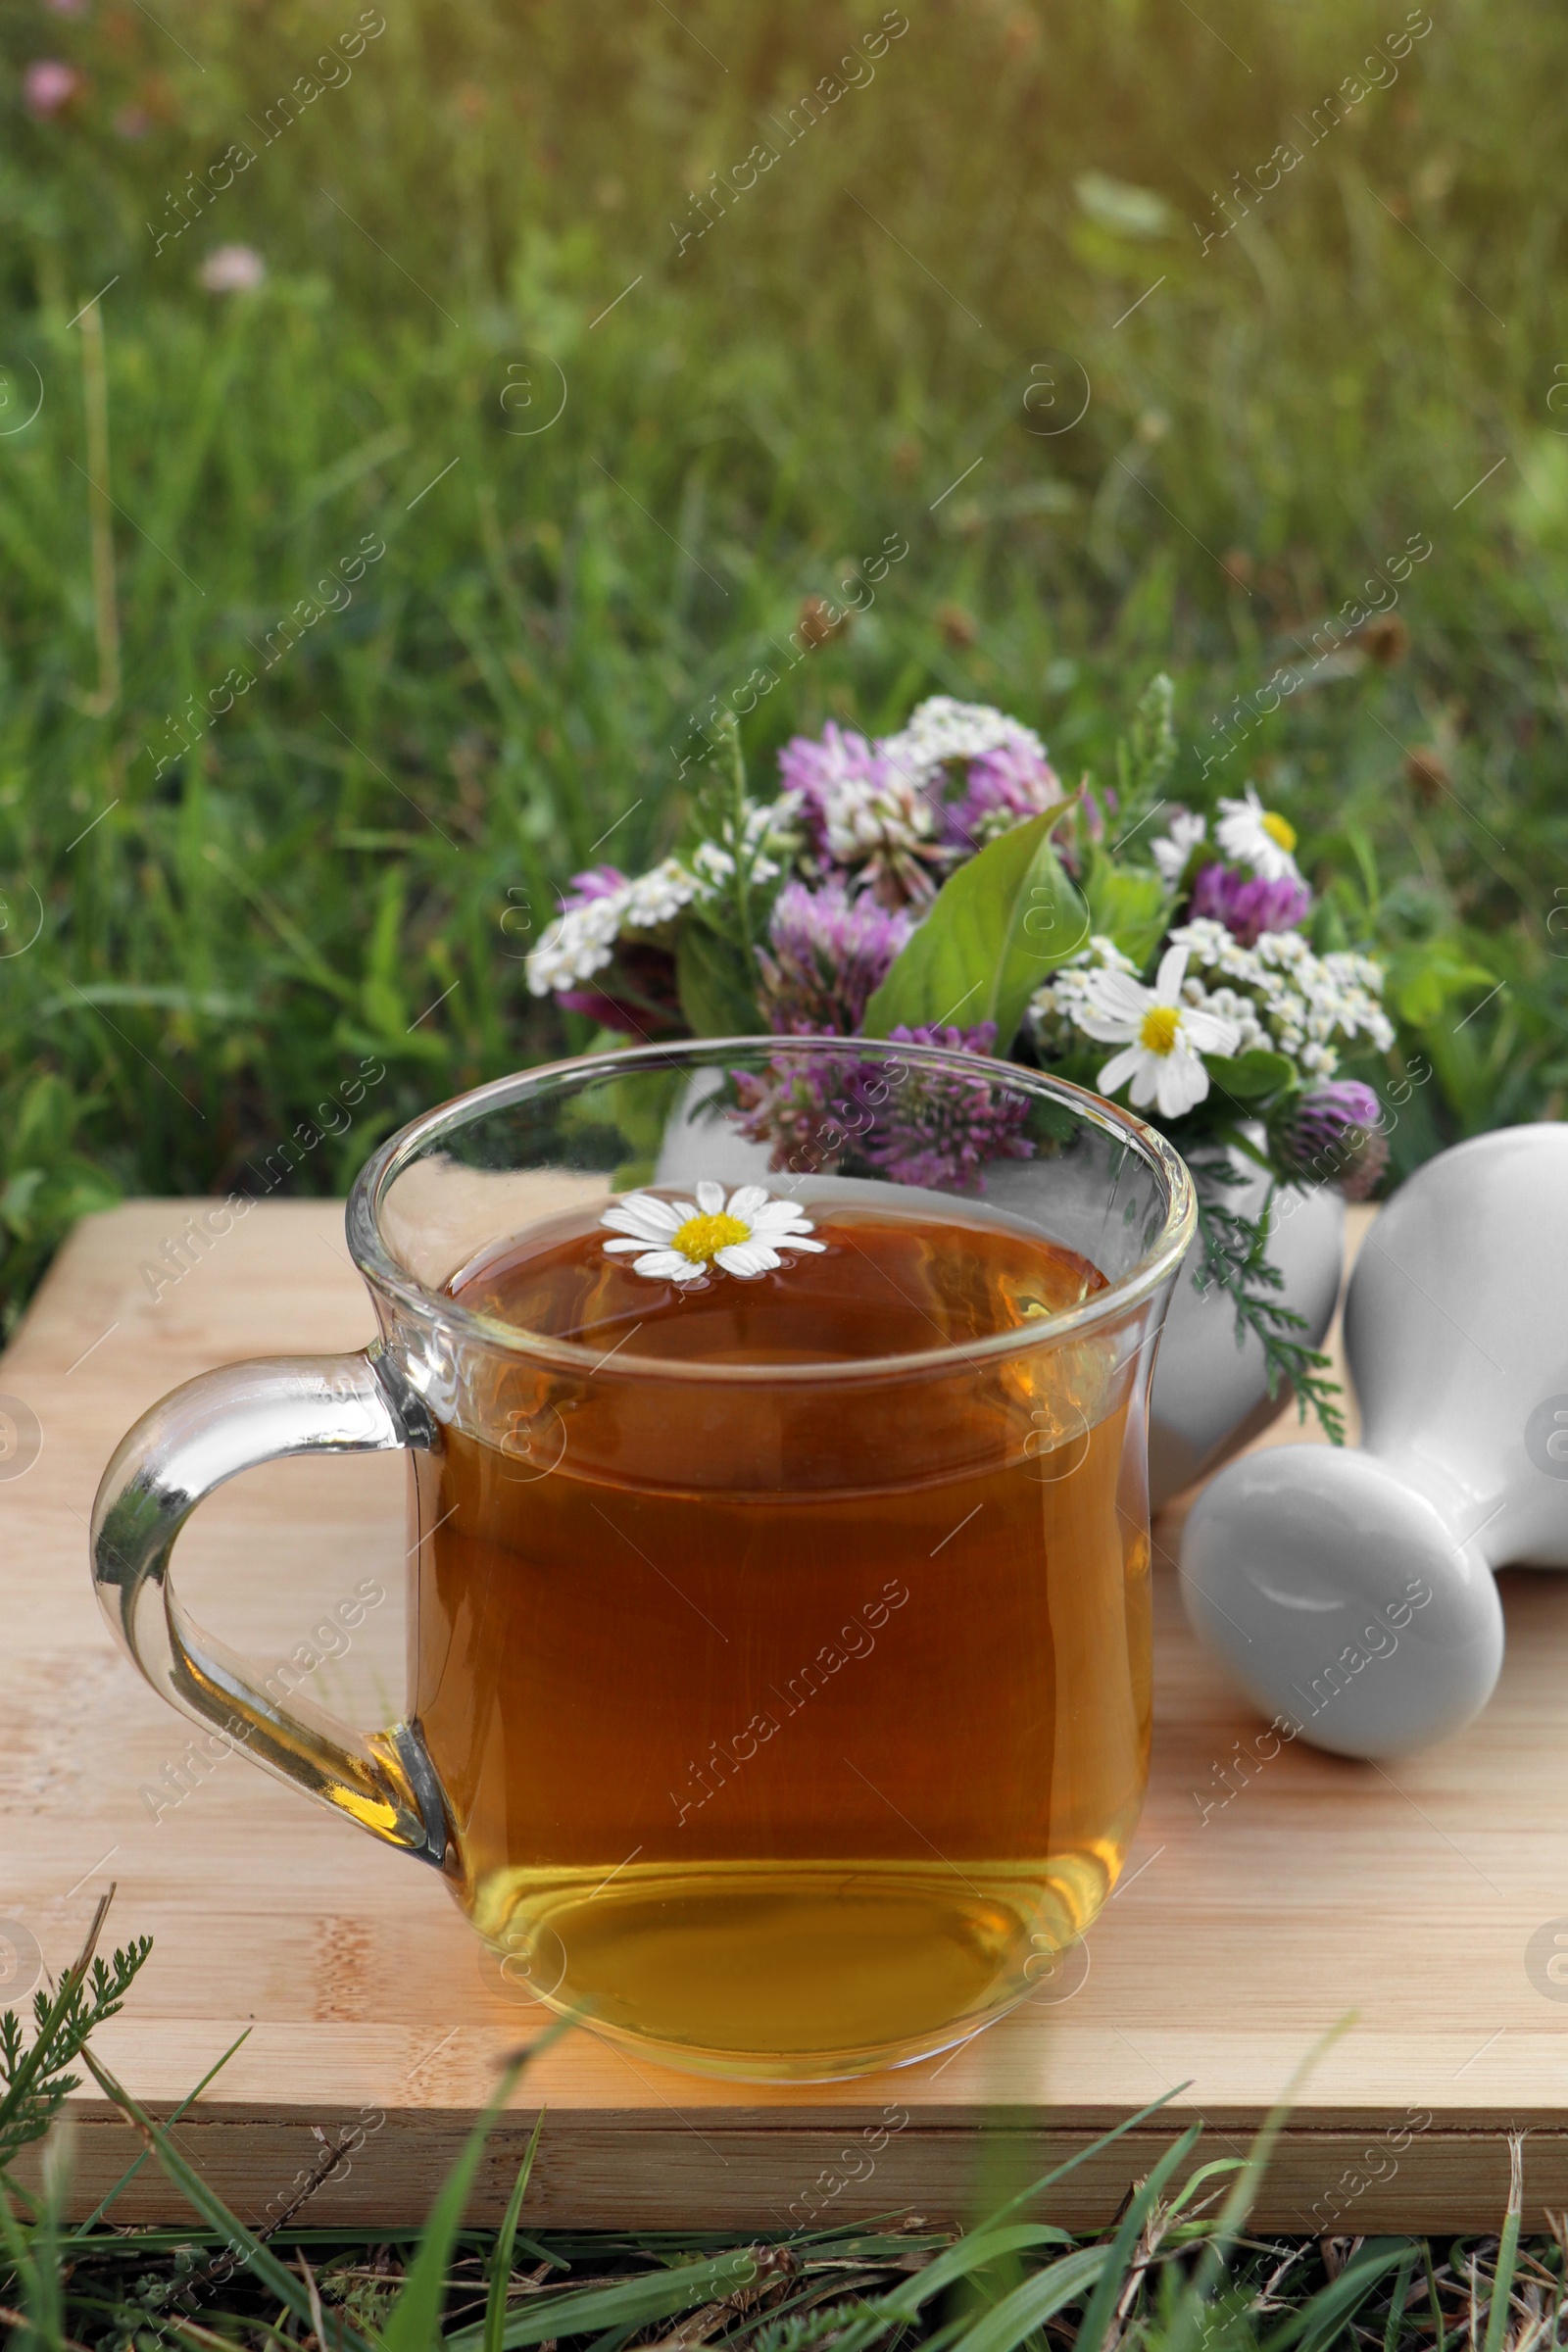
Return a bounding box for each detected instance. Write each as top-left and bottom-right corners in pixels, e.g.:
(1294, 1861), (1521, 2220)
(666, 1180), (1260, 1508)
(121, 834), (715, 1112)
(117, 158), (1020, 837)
(90, 1348), (449, 1866)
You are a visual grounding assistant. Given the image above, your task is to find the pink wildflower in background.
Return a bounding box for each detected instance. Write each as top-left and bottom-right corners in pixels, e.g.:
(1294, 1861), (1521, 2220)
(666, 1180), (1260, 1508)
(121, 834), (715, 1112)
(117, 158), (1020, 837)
(24, 59), (81, 116)
(199, 245), (267, 293)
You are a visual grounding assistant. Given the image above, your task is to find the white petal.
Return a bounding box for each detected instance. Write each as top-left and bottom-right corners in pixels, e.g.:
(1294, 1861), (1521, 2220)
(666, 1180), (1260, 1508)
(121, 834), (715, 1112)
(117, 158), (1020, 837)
(668, 1200), (698, 1226)
(716, 1242), (780, 1277)
(603, 1236), (653, 1253)
(634, 1249), (699, 1281)
(1154, 1044), (1210, 1118)
(725, 1185), (770, 1221)
(1096, 1044), (1145, 1098)
(1124, 1053), (1161, 1109)
(1181, 1006), (1243, 1055)
(602, 1194), (680, 1238)
(782, 1236), (827, 1251)
(1075, 1007), (1140, 1045)
(695, 1180), (724, 1214)
(602, 1211), (674, 1248)
(749, 1199), (813, 1233)
(1080, 968), (1150, 1024)
(1153, 942), (1189, 1003)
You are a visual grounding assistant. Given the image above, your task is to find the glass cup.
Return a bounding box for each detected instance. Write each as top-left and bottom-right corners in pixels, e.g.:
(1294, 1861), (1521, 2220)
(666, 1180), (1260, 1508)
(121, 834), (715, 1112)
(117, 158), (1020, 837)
(92, 1037), (1194, 2082)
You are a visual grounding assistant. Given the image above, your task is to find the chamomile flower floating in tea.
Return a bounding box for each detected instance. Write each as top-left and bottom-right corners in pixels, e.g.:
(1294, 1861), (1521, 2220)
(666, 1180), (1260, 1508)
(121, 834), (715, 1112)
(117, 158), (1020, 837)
(600, 1180), (824, 1283)
(1073, 943), (1241, 1119)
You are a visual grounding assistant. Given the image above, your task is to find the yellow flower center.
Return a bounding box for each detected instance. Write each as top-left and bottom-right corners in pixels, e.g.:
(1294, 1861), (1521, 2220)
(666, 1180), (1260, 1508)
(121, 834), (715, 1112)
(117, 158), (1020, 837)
(671, 1210), (750, 1262)
(1139, 1004), (1183, 1056)
(1261, 810), (1298, 853)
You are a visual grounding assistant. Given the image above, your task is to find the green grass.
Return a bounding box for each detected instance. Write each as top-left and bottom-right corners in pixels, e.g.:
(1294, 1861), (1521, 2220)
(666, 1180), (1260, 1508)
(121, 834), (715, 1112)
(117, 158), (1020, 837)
(0, 1925), (1559, 2352)
(3, 0), (1568, 1322)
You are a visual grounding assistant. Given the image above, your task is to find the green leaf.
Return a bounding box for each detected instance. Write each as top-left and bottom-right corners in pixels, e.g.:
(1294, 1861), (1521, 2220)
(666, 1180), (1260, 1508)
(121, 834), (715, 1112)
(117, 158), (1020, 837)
(1203, 1049), (1297, 1103)
(1081, 853), (1170, 969)
(863, 812), (1088, 1049)
(1388, 945), (1497, 1029)
(676, 919), (761, 1036)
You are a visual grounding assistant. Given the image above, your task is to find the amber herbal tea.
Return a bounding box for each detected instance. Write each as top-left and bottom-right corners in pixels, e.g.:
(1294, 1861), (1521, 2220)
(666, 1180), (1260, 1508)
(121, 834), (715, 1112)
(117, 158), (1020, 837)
(410, 1182), (1151, 2078)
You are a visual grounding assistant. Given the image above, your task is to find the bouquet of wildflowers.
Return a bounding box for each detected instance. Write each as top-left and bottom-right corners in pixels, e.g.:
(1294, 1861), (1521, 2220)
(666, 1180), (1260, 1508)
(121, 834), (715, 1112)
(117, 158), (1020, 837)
(527, 679), (1398, 1433)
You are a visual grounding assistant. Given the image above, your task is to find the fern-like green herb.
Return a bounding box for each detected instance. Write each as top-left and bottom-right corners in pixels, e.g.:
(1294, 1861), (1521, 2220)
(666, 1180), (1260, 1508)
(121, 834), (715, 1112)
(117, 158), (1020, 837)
(0, 1890), (152, 2185)
(1189, 1159), (1347, 1446)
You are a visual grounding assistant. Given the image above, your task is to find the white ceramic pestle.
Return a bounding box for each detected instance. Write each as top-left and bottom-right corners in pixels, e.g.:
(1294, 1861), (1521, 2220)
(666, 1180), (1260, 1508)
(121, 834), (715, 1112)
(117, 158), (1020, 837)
(1180, 1123), (1568, 1757)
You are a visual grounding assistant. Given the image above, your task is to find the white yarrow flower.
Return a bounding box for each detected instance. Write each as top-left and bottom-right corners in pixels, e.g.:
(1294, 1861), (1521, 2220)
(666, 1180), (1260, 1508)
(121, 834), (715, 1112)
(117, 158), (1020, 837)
(1215, 785), (1303, 883)
(525, 858), (704, 999)
(524, 890), (626, 997)
(600, 1182), (826, 1284)
(1074, 943), (1242, 1118)
(879, 695), (1049, 788)
(1167, 917), (1395, 1070)
(816, 770), (935, 863)
(1151, 808), (1207, 885)
(619, 857), (703, 928)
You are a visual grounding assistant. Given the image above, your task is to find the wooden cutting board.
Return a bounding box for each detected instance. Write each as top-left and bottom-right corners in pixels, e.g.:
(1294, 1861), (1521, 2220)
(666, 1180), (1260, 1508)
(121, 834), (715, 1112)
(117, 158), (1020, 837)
(3, 1198), (1564, 2232)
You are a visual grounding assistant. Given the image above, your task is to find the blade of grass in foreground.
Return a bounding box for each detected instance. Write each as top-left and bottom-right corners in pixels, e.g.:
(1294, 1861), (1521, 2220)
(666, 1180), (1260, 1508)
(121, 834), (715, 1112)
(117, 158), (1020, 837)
(1071, 2123), (1203, 2352)
(382, 2013), (574, 2352)
(1161, 2017), (1355, 2352)
(1481, 2133), (1526, 2352)
(1264, 2242), (1415, 2352)
(445, 2250), (762, 2352)
(482, 2108), (548, 2352)
(84, 2014), (573, 2352)
(825, 2086), (1193, 2352)
(949, 2244), (1111, 2352)
(79, 2045), (373, 2352)
(380, 2051), (535, 2352)
(68, 2029), (251, 2238)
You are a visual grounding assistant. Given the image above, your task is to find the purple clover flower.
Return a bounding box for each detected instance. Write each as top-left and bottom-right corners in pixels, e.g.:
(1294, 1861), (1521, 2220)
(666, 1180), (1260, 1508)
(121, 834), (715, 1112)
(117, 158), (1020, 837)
(868, 1024), (1034, 1190)
(777, 722), (895, 861)
(928, 741), (1063, 851)
(563, 863), (628, 906)
(732, 1023), (1033, 1194)
(756, 879), (913, 1035)
(1275, 1080), (1389, 1200)
(1189, 859), (1312, 947)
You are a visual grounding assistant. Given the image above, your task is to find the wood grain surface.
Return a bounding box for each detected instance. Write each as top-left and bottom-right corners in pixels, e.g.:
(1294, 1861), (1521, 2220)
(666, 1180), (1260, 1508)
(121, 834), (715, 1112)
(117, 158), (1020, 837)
(3, 1198), (1564, 2230)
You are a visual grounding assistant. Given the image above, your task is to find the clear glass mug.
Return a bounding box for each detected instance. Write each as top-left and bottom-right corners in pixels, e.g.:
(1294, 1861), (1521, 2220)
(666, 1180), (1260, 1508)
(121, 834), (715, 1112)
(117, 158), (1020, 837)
(92, 1038), (1194, 2082)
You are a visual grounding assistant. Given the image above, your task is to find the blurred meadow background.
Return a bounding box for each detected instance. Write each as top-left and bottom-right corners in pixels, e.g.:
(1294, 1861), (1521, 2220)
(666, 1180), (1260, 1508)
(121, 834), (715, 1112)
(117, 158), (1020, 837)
(2, 0), (1566, 1324)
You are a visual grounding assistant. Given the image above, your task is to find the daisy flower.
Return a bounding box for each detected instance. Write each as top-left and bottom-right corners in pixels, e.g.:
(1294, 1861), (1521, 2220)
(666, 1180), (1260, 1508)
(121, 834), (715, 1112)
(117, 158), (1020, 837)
(600, 1182), (825, 1284)
(1074, 943), (1242, 1118)
(1215, 785), (1302, 883)
(1150, 808), (1207, 885)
